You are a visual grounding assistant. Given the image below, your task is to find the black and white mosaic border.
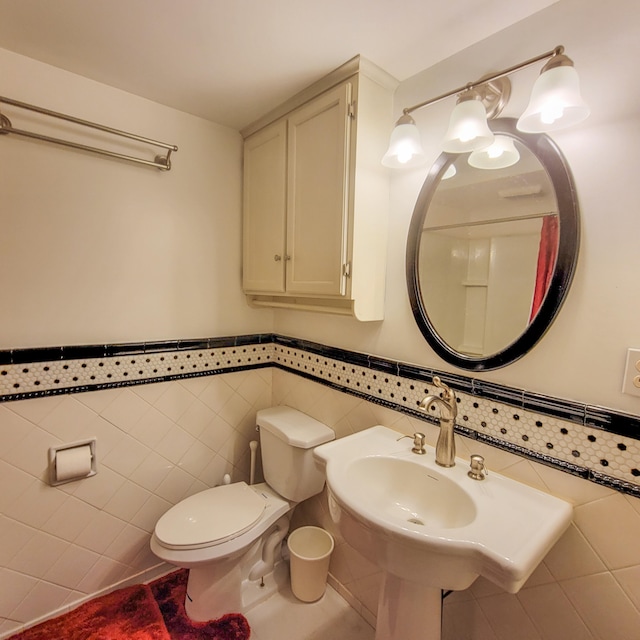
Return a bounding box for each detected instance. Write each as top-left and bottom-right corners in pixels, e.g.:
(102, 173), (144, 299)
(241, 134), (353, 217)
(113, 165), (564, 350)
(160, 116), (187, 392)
(1, 334), (639, 497)
(0, 335), (274, 401)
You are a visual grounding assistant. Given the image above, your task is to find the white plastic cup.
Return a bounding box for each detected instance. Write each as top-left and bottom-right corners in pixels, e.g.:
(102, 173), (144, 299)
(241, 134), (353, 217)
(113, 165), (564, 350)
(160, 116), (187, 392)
(287, 526), (335, 602)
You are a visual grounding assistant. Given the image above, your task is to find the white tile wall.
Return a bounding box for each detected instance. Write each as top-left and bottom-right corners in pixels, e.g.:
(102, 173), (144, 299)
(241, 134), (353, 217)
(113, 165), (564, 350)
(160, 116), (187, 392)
(2, 341), (640, 640)
(0, 368), (272, 638)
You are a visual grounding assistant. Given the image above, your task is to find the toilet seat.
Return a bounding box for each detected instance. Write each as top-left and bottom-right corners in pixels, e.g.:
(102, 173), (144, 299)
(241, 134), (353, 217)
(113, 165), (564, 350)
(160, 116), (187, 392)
(155, 482), (266, 550)
(151, 483), (293, 567)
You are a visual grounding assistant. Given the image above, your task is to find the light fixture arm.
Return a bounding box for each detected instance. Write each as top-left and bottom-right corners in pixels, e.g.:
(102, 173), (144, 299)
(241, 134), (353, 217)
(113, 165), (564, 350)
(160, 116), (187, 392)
(401, 46), (564, 118)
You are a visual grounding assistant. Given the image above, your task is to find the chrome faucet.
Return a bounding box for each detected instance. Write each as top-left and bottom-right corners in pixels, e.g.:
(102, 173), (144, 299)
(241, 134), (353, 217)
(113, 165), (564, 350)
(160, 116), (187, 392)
(418, 376), (458, 467)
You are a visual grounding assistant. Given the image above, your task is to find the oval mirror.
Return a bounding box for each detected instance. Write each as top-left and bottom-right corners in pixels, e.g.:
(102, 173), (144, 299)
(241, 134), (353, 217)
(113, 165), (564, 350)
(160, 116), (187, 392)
(406, 118), (580, 371)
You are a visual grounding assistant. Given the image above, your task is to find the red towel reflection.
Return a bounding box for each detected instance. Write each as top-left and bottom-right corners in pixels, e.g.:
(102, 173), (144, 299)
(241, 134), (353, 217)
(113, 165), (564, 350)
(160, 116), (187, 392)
(529, 215), (559, 321)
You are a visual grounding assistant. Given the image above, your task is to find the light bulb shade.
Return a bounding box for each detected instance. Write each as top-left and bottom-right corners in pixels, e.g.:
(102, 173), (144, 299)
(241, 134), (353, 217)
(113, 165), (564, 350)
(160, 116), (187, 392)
(468, 135), (520, 170)
(442, 98), (494, 153)
(517, 64), (590, 133)
(382, 116), (427, 168)
(442, 164), (457, 180)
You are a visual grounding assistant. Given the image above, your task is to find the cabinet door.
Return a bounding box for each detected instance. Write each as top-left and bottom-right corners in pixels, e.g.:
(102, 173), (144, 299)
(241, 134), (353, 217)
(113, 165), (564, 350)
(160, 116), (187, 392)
(242, 119), (287, 293)
(286, 83), (352, 296)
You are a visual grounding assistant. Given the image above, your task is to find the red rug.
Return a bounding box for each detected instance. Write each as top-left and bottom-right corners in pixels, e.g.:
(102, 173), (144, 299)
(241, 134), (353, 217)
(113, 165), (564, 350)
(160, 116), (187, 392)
(150, 569), (251, 640)
(8, 570), (251, 640)
(10, 583), (170, 640)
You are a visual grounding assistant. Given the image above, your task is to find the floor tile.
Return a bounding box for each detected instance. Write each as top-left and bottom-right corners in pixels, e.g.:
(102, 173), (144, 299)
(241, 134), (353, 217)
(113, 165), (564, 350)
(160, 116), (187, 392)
(246, 583), (374, 640)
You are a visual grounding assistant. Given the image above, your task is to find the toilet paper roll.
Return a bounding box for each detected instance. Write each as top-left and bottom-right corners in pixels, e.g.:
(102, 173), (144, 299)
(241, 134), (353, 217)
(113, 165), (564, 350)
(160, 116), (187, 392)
(55, 445), (92, 482)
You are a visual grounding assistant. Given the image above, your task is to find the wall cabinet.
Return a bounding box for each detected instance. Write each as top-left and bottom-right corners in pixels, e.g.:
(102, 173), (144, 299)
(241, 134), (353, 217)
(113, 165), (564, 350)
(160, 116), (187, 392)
(241, 56), (396, 320)
(243, 119), (288, 293)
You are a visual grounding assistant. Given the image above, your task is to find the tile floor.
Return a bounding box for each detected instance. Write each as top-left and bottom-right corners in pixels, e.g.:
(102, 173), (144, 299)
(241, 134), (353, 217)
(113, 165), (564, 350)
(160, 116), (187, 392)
(246, 583), (374, 640)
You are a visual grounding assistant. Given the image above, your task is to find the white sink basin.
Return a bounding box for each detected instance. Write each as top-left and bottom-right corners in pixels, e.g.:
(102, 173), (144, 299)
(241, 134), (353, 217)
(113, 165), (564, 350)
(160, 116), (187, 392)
(314, 425), (572, 594)
(345, 455), (477, 530)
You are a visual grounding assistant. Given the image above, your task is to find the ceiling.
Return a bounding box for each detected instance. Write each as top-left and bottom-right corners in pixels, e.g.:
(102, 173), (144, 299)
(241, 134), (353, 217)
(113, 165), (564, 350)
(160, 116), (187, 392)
(0, 0), (557, 131)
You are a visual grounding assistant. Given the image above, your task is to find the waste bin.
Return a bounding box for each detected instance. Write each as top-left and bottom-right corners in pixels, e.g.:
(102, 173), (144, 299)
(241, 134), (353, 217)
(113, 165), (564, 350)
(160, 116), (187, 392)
(287, 526), (334, 602)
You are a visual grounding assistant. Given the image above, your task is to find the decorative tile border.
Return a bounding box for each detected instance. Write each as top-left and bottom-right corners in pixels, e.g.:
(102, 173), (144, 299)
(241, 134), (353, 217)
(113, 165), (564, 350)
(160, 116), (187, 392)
(270, 337), (640, 495)
(0, 335), (274, 401)
(1, 333), (639, 496)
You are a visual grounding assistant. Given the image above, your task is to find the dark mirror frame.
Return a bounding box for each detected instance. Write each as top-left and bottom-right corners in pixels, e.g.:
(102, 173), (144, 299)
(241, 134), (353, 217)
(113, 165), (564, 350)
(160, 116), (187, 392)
(406, 118), (580, 371)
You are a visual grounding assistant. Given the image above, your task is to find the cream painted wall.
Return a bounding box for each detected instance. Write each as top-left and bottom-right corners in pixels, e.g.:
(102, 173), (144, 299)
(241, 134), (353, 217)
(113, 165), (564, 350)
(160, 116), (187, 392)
(273, 0), (640, 415)
(0, 48), (271, 349)
(4, 0), (638, 413)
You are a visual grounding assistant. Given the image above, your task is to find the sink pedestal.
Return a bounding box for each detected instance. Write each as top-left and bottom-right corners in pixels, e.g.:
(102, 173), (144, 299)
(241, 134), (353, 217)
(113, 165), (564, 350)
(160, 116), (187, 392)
(376, 573), (441, 640)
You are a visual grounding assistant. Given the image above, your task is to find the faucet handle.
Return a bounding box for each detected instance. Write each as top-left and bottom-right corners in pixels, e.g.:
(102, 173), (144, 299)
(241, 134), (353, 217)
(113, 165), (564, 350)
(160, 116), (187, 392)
(397, 432), (427, 455)
(433, 376), (456, 402)
(468, 454), (488, 481)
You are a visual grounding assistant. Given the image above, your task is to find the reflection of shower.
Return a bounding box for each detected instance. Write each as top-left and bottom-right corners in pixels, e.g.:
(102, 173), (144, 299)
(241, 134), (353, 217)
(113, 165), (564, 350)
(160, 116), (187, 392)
(408, 118), (580, 370)
(420, 214), (554, 357)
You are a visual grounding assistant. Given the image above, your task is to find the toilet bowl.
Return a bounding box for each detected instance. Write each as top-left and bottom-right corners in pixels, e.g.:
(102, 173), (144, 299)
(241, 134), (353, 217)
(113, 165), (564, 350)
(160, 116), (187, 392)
(150, 406), (334, 621)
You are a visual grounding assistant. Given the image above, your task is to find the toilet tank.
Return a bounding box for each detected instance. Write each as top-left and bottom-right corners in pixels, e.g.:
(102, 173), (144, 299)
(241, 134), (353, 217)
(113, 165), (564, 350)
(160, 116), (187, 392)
(257, 406), (335, 503)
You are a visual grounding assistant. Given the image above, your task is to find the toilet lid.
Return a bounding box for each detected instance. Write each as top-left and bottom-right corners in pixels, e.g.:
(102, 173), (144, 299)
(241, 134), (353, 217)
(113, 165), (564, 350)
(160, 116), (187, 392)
(155, 482), (267, 550)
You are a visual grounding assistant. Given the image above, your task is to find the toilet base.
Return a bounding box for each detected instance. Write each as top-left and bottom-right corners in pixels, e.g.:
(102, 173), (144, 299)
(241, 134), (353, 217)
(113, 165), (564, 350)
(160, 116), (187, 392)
(183, 512), (292, 622)
(242, 560), (289, 611)
(185, 555), (243, 621)
(184, 550), (289, 621)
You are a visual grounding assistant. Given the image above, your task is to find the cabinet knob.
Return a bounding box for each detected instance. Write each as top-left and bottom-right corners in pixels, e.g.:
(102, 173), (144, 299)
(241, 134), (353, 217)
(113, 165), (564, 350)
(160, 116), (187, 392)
(274, 254), (282, 262)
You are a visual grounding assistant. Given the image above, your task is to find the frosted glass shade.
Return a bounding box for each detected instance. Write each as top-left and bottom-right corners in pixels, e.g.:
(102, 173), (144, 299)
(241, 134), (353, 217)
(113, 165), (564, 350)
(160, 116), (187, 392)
(442, 164), (457, 180)
(517, 65), (590, 133)
(382, 117), (427, 168)
(468, 136), (520, 170)
(442, 98), (494, 153)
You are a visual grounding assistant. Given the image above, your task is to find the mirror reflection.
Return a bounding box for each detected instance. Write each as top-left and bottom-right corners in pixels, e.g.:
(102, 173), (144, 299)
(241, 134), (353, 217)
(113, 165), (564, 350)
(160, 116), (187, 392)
(407, 118), (580, 371)
(419, 140), (558, 357)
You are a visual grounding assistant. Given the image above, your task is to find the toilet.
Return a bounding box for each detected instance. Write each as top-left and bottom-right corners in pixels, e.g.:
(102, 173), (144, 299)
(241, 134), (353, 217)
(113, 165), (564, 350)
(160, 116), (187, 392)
(150, 406), (335, 621)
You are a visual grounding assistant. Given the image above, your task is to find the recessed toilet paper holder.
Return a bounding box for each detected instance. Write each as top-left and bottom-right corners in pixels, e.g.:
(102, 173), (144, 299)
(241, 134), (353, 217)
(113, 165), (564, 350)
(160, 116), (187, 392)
(48, 438), (97, 486)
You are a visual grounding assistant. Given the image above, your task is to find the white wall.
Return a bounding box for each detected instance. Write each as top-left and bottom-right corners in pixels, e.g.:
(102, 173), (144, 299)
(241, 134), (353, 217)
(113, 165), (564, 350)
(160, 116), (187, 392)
(0, 47), (272, 349)
(274, 0), (640, 415)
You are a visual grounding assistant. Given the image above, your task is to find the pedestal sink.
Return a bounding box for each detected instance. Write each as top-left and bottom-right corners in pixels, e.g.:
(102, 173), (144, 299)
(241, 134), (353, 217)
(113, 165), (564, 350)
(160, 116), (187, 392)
(313, 426), (572, 640)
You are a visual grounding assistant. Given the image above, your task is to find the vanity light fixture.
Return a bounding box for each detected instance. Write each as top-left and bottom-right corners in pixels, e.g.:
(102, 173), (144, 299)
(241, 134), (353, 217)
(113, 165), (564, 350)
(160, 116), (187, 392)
(468, 135), (520, 170)
(442, 164), (457, 180)
(517, 53), (590, 132)
(381, 113), (427, 168)
(441, 90), (494, 153)
(382, 45), (589, 168)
